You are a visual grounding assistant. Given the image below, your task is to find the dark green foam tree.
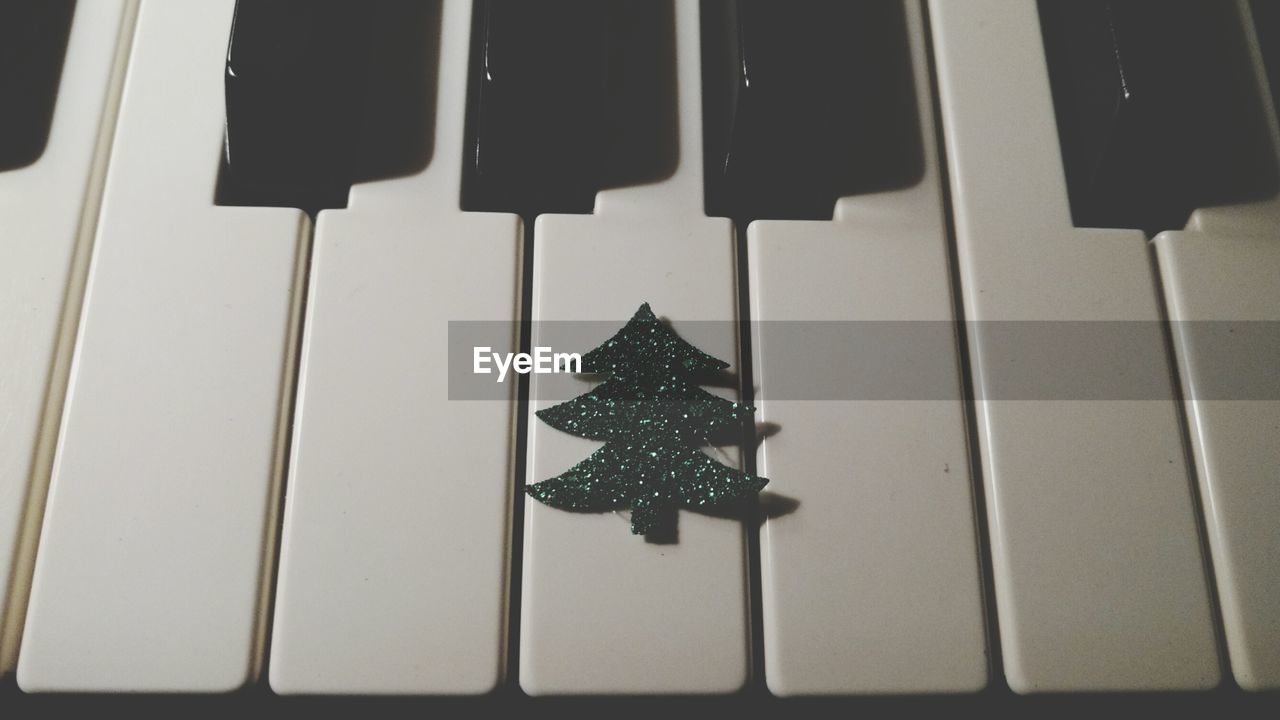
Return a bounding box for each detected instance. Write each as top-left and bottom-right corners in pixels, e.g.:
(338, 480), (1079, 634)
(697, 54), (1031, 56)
(527, 303), (768, 536)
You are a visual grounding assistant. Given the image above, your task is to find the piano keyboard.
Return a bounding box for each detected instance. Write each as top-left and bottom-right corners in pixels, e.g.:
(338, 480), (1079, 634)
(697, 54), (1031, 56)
(1, 0), (1278, 708)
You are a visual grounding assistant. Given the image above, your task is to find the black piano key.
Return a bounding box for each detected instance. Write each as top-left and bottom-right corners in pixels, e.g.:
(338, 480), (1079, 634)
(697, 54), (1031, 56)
(1040, 0), (1277, 233)
(221, 0), (383, 214)
(346, 1), (439, 187)
(461, 0), (611, 216)
(701, 0), (921, 222)
(600, 0), (678, 192)
(0, 0), (75, 171)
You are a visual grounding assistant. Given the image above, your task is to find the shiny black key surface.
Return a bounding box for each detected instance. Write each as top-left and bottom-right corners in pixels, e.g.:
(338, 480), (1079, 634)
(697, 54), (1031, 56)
(0, 0), (75, 171)
(221, 0), (381, 213)
(1040, 0), (1277, 233)
(701, 0), (921, 222)
(1253, 0), (1280, 118)
(461, 0), (610, 215)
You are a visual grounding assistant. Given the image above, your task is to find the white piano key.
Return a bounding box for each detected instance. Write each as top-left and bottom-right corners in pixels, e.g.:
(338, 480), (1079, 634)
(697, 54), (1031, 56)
(1156, 232), (1280, 691)
(267, 0), (520, 695)
(928, 0), (1220, 692)
(0, 0), (136, 674)
(520, 1), (750, 695)
(17, 0), (308, 692)
(1152, 17), (1280, 686)
(749, 0), (987, 695)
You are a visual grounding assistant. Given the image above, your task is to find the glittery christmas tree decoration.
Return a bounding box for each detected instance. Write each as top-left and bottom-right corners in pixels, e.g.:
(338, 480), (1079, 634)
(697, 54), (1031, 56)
(527, 303), (768, 536)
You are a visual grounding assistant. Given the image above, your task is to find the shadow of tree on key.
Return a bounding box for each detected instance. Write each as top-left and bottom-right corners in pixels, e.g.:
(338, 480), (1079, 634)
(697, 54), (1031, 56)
(680, 422), (798, 544)
(621, 422), (798, 546)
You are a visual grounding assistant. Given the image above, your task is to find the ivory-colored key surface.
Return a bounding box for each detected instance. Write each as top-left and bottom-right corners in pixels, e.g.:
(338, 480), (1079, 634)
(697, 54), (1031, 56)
(1156, 233), (1280, 691)
(928, 0), (1219, 692)
(520, 0), (750, 695)
(0, 0), (136, 674)
(18, 0), (309, 692)
(268, 0), (521, 694)
(1151, 5), (1280, 688)
(750, 0), (987, 695)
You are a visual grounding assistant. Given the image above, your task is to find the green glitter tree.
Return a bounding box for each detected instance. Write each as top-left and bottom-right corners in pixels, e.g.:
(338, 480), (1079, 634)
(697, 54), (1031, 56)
(527, 303), (768, 536)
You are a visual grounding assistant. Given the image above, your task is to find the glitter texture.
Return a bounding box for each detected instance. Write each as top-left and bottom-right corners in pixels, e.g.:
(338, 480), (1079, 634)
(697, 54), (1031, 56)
(527, 303), (768, 537)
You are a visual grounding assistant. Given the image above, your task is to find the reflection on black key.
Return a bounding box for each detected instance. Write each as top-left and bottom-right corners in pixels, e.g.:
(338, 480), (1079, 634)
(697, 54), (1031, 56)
(701, 0), (922, 222)
(0, 0), (75, 171)
(461, 0), (610, 216)
(221, 0), (382, 214)
(1253, 0), (1280, 119)
(1040, 0), (1276, 233)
